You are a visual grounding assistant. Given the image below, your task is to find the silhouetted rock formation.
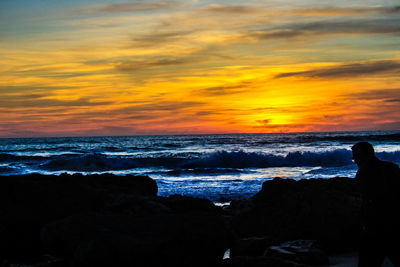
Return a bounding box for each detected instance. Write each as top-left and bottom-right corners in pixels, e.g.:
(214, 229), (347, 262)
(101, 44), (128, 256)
(1, 174), (363, 266)
(42, 212), (229, 266)
(0, 173), (229, 266)
(228, 177), (362, 255)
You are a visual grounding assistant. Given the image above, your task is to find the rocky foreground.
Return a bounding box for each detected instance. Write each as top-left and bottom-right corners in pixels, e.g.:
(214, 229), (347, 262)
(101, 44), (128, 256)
(0, 174), (362, 266)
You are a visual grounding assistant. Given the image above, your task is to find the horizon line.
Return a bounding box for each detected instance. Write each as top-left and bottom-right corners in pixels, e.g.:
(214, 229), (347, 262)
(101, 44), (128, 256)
(1, 129), (399, 140)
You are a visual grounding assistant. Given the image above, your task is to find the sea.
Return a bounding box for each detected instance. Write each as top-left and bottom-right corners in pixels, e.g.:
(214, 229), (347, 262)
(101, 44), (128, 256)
(0, 131), (399, 202)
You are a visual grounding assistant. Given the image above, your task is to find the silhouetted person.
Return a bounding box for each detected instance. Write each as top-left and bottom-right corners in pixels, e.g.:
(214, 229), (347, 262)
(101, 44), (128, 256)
(352, 142), (400, 267)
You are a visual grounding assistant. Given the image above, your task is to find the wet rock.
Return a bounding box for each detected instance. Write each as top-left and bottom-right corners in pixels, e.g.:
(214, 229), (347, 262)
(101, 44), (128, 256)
(230, 236), (278, 257)
(264, 240), (329, 266)
(222, 256), (310, 267)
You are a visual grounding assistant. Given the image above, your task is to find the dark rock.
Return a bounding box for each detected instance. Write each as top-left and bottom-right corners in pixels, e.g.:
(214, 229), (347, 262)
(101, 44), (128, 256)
(1, 254), (65, 267)
(30, 254), (66, 267)
(264, 240), (329, 266)
(0, 173), (157, 222)
(231, 177), (362, 253)
(0, 173), (157, 261)
(225, 198), (254, 216)
(222, 256), (310, 267)
(41, 212), (230, 266)
(106, 194), (171, 215)
(0, 172), (230, 265)
(230, 236), (278, 257)
(0, 173), (363, 264)
(158, 194), (221, 214)
(0, 220), (43, 261)
(76, 173), (158, 197)
(105, 193), (222, 217)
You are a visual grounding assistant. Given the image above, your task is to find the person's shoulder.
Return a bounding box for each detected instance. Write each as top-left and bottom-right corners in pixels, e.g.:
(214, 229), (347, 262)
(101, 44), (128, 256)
(378, 159), (399, 168)
(377, 159), (400, 174)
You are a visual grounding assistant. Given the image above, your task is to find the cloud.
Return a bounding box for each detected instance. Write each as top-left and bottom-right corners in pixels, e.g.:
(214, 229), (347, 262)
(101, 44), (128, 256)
(0, 125), (140, 138)
(384, 99), (400, 102)
(195, 111), (220, 116)
(57, 100), (205, 121)
(343, 88), (400, 102)
(120, 4), (400, 54)
(384, 6), (400, 14)
(199, 4), (400, 16)
(290, 6), (400, 16)
(0, 95), (113, 108)
(125, 114), (161, 120)
(77, 1), (181, 14)
(114, 57), (203, 71)
(130, 30), (194, 47)
(199, 4), (262, 14)
(256, 119), (271, 125)
(0, 85), (76, 94)
(197, 84), (248, 96)
(275, 60), (400, 79)
(248, 18), (400, 41)
(296, 18), (400, 34)
(118, 101), (204, 112)
(195, 78), (266, 96)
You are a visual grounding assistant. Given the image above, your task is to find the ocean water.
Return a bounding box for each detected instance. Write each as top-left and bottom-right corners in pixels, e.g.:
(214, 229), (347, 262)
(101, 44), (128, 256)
(0, 131), (399, 202)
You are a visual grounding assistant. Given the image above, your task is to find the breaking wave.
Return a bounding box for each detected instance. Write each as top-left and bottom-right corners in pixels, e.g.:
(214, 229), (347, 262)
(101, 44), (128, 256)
(39, 149), (400, 172)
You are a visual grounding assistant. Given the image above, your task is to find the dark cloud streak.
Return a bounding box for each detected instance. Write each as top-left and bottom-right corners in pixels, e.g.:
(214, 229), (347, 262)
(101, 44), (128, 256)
(118, 101), (204, 112)
(0, 85), (76, 94)
(115, 57), (203, 71)
(275, 60), (400, 79)
(77, 1), (181, 14)
(248, 18), (400, 41)
(343, 88), (400, 102)
(198, 84), (248, 96)
(199, 4), (400, 16)
(130, 30), (193, 47)
(291, 6), (400, 16)
(0, 96), (113, 108)
(200, 4), (261, 14)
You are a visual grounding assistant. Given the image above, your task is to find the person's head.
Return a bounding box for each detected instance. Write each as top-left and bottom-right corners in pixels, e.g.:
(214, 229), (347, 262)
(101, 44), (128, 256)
(351, 142), (375, 168)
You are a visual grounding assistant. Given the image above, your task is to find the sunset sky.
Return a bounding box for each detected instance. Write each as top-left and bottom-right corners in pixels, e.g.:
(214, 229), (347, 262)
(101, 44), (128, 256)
(1, 0), (399, 137)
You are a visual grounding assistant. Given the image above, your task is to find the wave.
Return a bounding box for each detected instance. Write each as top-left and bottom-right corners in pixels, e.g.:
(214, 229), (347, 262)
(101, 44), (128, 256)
(182, 149), (354, 168)
(0, 153), (50, 162)
(162, 143), (182, 148)
(151, 168), (246, 176)
(31, 149), (400, 172)
(375, 151), (400, 162)
(42, 154), (139, 171)
(0, 165), (14, 173)
(0, 147), (77, 153)
(103, 146), (123, 151)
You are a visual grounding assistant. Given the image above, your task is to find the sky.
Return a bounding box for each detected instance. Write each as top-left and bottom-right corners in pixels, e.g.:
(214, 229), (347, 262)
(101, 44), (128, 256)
(0, 0), (399, 137)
